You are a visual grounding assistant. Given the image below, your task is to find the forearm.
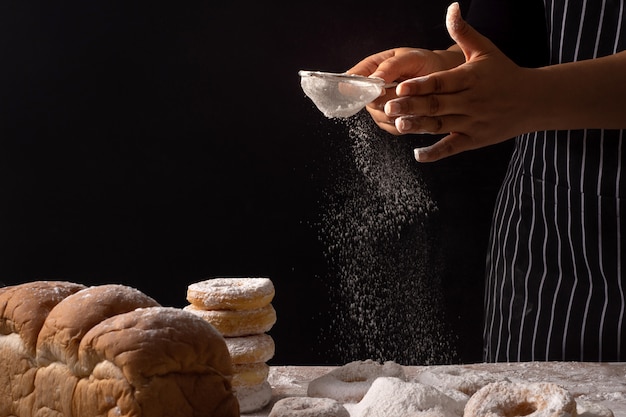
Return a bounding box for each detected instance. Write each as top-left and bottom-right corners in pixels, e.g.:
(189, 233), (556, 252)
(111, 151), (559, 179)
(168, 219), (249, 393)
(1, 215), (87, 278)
(522, 51), (626, 132)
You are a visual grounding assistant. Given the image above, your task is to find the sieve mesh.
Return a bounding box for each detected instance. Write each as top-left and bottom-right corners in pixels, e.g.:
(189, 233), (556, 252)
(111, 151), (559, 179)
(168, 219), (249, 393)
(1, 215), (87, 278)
(299, 70), (387, 118)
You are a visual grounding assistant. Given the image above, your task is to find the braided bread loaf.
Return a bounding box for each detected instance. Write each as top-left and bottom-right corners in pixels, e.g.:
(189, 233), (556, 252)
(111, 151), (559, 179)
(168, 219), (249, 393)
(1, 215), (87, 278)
(0, 281), (239, 417)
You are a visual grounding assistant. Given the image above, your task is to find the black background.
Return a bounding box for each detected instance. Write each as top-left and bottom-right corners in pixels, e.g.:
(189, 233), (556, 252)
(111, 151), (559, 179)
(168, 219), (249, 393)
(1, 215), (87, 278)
(0, 1), (513, 364)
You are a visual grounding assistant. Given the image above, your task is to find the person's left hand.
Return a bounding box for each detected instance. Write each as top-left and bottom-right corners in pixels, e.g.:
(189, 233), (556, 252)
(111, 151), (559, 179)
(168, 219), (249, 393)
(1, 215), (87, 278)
(347, 46), (466, 135)
(388, 2), (532, 162)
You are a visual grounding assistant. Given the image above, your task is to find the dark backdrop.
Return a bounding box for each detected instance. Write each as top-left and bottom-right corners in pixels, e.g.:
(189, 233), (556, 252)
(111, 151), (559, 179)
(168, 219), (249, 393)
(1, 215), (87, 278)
(0, 1), (512, 364)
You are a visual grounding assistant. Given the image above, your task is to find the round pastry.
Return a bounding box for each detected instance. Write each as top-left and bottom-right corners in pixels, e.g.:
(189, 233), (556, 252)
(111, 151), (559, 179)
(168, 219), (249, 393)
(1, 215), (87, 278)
(235, 380), (273, 414)
(464, 381), (577, 417)
(414, 365), (503, 396)
(225, 333), (275, 364)
(187, 277), (275, 310)
(184, 303), (276, 337)
(349, 377), (465, 417)
(307, 359), (405, 403)
(232, 362), (270, 387)
(269, 397), (350, 417)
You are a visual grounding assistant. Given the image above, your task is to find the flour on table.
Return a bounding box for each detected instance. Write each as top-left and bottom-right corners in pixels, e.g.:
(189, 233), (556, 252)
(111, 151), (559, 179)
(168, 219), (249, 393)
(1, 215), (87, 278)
(347, 377), (464, 417)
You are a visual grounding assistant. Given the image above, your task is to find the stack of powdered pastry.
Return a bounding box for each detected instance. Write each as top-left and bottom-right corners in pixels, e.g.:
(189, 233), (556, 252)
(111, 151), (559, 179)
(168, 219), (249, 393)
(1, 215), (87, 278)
(0, 281), (239, 417)
(185, 277), (277, 413)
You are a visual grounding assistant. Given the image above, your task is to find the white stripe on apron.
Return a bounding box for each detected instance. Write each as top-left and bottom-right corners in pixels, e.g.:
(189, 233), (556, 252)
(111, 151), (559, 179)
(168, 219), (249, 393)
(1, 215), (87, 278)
(483, 0), (626, 362)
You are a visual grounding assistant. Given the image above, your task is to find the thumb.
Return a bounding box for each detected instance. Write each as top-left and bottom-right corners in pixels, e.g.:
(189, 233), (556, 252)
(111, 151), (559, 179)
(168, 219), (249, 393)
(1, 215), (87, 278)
(446, 2), (495, 61)
(414, 132), (472, 162)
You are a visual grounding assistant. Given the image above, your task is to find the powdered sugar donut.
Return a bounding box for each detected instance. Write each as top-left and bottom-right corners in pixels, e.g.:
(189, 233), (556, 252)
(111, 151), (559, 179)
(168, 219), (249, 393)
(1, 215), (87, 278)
(232, 362), (271, 387)
(269, 397), (350, 417)
(464, 381), (577, 417)
(307, 360), (405, 403)
(226, 333), (275, 364)
(187, 277), (274, 310)
(414, 365), (504, 396)
(184, 303), (276, 337)
(235, 380), (273, 414)
(348, 377), (465, 417)
(576, 399), (615, 417)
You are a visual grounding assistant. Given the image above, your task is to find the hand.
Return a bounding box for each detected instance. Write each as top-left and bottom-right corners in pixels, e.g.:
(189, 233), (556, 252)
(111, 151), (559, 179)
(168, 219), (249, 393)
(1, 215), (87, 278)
(387, 2), (530, 162)
(347, 47), (465, 135)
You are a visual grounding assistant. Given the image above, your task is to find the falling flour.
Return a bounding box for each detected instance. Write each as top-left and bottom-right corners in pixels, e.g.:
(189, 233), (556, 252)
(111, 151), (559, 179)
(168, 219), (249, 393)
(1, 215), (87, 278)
(317, 111), (457, 365)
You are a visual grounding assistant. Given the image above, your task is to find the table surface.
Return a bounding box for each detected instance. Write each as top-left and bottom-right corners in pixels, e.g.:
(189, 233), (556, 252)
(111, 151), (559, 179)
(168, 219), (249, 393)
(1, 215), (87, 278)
(245, 362), (626, 416)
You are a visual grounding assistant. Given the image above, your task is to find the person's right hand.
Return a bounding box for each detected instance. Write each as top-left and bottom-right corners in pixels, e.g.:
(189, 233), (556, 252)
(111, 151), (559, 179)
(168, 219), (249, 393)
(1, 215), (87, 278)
(347, 47), (465, 135)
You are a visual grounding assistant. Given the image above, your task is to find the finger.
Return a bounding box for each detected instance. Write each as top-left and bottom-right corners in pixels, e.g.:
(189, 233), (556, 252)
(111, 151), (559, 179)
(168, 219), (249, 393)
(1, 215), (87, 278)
(395, 69), (469, 97)
(395, 116), (444, 134)
(372, 86), (398, 108)
(366, 88), (399, 121)
(368, 49), (431, 85)
(385, 95), (445, 118)
(347, 50), (396, 77)
(413, 131), (472, 162)
(385, 93), (466, 119)
(394, 114), (468, 134)
(446, 2), (498, 62)
(379, 123), (402, 136)
(364, 105), (401, 135)
(396, 3), (496, 97)
(371, 83), (399, 101)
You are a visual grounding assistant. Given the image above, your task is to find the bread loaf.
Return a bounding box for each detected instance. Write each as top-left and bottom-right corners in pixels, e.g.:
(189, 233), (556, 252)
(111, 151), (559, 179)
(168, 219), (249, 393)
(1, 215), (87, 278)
(0, 281), (239, 417)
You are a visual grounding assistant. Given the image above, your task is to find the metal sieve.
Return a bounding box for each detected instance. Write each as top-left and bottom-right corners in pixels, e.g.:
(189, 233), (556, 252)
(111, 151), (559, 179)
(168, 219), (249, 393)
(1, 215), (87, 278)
(299, 70), (396, 118)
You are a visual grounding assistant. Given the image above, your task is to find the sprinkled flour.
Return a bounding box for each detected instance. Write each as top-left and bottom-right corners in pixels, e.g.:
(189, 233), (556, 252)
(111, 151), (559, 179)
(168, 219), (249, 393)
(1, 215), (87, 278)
(347, 377), (464, 417)
(317, 112), (457, 365)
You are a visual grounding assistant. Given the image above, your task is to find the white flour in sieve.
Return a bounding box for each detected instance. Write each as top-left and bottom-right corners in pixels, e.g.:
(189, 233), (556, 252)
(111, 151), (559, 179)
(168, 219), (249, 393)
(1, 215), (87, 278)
(299, 71), (385, 118)
(317, 112), (458, 365)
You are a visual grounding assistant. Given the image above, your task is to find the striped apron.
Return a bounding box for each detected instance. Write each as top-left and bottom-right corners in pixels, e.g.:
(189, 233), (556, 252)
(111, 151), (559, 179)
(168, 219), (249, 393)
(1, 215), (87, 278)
(483, 0), (626, 362)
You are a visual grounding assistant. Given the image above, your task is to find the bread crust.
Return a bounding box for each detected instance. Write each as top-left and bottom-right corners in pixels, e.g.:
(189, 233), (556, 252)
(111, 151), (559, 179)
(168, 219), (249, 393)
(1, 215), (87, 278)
(0, 281), (86, 354)
(76, 307), (238, 417)
(0, 281), (86, 417)
(37, 284), (160, 370)
(0, 281), (239, 417)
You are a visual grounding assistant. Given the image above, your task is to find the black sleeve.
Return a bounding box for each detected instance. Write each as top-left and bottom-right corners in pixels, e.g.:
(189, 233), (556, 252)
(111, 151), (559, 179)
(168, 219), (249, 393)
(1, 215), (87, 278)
(465, 0), (549, 67)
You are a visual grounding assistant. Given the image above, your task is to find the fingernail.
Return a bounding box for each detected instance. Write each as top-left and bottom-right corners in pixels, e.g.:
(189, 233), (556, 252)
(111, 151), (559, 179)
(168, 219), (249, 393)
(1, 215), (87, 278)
(396, 83), (410, 96)
(414, 148), (426, 162)
(371, 71), (385, 79)
(385, 101), (400, 116)
(397, 76), (428, 96)
(446, 2), (463, 32)
(396, 117), (412, 132)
